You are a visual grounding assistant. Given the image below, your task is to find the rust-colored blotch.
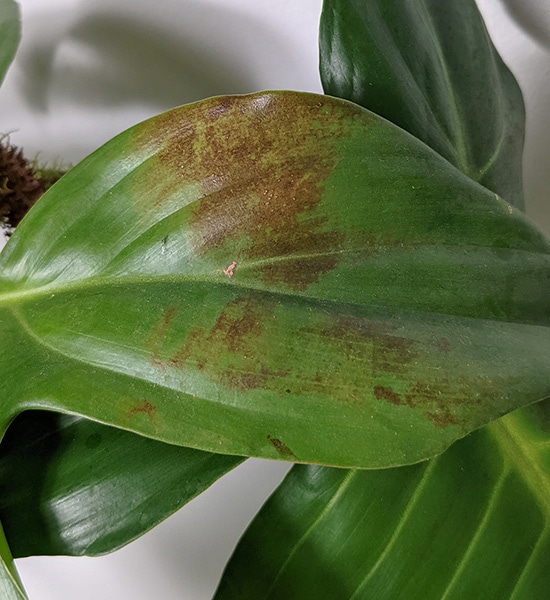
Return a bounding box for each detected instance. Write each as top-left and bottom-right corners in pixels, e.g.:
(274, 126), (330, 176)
(148, 92), (359, 289)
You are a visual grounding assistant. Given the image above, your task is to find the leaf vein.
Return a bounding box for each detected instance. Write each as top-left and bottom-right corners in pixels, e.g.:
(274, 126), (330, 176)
(262, 469), (358, 599)
(348, 457), (438, 599)
(439, 469), (510, 600)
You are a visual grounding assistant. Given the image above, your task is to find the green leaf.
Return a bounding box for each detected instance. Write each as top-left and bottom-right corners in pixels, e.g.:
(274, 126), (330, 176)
(218, 5), (543, 597)
(319, 0), (526, 205)
(0, 522), (26, 600)
(215, 402), (550, 599)
(0, 411), (242, 557)
(0, 91), (549, 468)
(0, 0), (19, 87)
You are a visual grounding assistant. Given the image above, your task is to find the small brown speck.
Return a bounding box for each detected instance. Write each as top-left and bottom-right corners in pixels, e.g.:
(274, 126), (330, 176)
(435, 337), (451, 354)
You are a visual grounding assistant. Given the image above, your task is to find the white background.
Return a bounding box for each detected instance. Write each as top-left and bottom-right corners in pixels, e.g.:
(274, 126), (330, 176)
(1, 1), (549, 599)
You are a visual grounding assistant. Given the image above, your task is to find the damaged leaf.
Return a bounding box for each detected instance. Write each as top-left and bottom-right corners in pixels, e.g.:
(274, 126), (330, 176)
(0, 91), (549, 468)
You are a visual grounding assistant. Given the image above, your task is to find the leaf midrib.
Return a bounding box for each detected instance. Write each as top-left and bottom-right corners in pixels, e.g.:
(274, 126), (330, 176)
(0, 237), (548, 313)
(417, 0), (469, 174)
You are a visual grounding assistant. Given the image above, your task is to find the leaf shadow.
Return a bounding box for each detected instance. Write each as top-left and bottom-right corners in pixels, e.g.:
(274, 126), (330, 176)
(522, 60), (550, 236)
(16, 0), (293, 115)
(0, 410), (65, 558)
(500, 0), (550, 48)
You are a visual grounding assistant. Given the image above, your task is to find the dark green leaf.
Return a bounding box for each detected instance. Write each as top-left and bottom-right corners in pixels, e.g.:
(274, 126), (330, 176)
(319, 0), (526, 205)
(0, 0), (19, 87)
(0, 521), (26, 600)
(0, 91), (549, 468)
(215, 402), (550, 599)
(0, 411), (242, 557)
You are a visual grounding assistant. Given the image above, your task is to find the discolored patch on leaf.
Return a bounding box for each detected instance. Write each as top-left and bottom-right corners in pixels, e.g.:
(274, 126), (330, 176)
(207, 297), (264, 355)
(321, 314), (419, 377)
(291, 313), (490, 429)
(128, 399), (156, 419)
(267, 435), (297, 459)
(405, 382), (464, 429)
(374, 385), (402, 405)
(281, 313), (420, 407)
(139, 93), (364, 290)
(145, 306), (179, 368)
(435, 337), (451, 354)
(374, 378), (486, 429)
(220, 365), (292, 394)
(167, 297), (289, 392)
(126, 399), (161, 433)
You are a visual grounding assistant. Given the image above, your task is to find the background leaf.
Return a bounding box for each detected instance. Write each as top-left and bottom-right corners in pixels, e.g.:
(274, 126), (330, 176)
(0, 91), (549, 468)
(0, 411), (242, 557)
(215, 402), (550, 599)
(0, 0), (19, 87)
(319, 0), (526, 205)
(0, 522), (26, 600)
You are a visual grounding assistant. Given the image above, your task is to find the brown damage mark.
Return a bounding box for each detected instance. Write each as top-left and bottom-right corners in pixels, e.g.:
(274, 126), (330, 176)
(220, 365), (290, 393)
(207, 97), (233, 121)
(169, 327), (206, 369)
(298, 312), (480, 430)
(208, 297), (264, 354)
(223, 261), (237, 278)
(145, 307), (179, 367)
(126, 398), (161, 434)
(129, 399), (157, 419)
(435, 337), (451, 354)
(374, 385), (402, 405)
(373, 381), (459, 428)
(404, 382), (461, 429)
(144, 93), (362, 290)
(373, 378), (479, 429)
(267, 435), (297, 459)
(324, 314), (418, 378)
(168, 297), (289, 392)
(287, 313), (419, 406)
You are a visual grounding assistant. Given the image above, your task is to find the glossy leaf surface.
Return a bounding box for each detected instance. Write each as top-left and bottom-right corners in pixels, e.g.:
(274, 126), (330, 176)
(0, 2), (25, 595)
(1, 91), (549, 468)
(0, 0), (19, 87)
(216, 402), (550, 599)
(0, 523), (25, 600)
(0, 411), (242, 557)
(320, 0), (526, 205)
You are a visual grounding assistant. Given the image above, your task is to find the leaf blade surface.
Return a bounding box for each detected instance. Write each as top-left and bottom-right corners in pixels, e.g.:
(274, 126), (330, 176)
(319, 0), (526, 204)
(0, 0), (19, 87)
(0, 522), (26, 600)
(0, 411), (242, 557)
(215, 403), (550, 599)
(0, 91), (549, 468)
